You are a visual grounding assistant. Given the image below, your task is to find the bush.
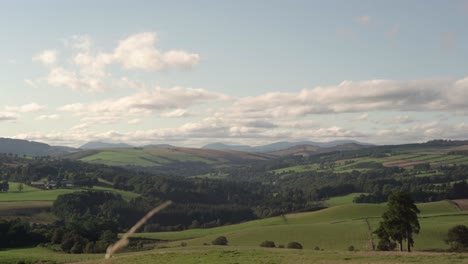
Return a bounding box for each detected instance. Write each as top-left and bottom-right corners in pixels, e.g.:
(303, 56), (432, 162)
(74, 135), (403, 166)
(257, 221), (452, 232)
(212, 236), (228, 246)
(314, 246), (320, 250)
(259, 240), (276, 248)
(348, 245), (355, 251)
(446, 225), (468, 252)
(376, 238), (396, 251)
(287, 241), (303, 249)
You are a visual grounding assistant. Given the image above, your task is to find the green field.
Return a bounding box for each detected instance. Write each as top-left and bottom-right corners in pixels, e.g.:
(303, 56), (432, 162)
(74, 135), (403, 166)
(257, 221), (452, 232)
(1, 246), (467, 264)
(0, 182), (140, 223)
(0, 247), (100, 264)
(75, 147), (272, 167)
(0, 181), (139, 202)
(325, 193), (366, 207)
(1, 199), (467, 263)
(129, 200), (467, 253)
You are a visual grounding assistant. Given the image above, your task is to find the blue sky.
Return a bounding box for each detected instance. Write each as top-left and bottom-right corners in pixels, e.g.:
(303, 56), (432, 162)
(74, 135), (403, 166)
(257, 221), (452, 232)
(1, 0), (467, 147)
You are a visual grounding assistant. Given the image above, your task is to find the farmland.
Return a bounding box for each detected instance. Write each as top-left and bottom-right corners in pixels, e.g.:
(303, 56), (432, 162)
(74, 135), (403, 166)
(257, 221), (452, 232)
(69, 147), (274, 167)
(2, 197), (467, 264)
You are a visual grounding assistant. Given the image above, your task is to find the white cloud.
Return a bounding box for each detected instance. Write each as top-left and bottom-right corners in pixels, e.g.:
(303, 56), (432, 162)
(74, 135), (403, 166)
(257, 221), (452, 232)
(80, 116), (122, 124)
(227, 77), (468, 119)
(33, 32), (200, 92)
(128, 118), (141, 124)
(352, 113), (369, 121)
(32, 50), (58, 65)
(58, 103), (84, 112)
(385, 25), (399, 43)
(5, 103), (46, 113)
(160, 109), (191, 118)
(46, 67), (105, 92)
(24, 79), (39, 88)
(66, 35), (92, 51)
(36, 114), (61, 121)
(0, 112), (17, 122)
(356, 15), (371, 25)
(440, 32), (457, 53)
(58, 86), (229, 119)
(113, 32), (200, 71)
(385, 115), (416, 124)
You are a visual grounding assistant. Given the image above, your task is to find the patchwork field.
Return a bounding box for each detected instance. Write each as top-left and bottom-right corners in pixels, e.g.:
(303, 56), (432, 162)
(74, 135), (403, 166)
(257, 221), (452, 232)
(71, 147), (273, 167)
(0, 181), (139, 223)
(130, 199), (468, 252)
(1, 195), (467, 263)
(1, 246), (468, 264)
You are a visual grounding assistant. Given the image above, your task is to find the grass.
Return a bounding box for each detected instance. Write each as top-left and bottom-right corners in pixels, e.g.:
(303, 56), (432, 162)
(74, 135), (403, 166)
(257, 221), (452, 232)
(0, 182), (140, 223)
(0, 182), (139, 202)
(78, 246), (468, 264)
(0, 247), (101, 264)
(325, 193), (366, 207)
(1, 198), (467, 263)
(131, 200), (465, 253)
(78, 147), (272, 168)
(272, 164), (320, 174)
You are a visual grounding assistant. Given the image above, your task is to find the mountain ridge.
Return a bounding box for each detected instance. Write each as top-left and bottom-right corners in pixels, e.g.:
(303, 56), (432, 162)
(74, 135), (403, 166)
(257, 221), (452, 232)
(203, 140), (372, 153)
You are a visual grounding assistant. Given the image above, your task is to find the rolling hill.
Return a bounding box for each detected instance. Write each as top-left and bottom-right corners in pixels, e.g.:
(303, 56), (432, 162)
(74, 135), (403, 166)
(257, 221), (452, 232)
(79, 141), (134, 149)
(203, 140), (371, 152)
(0, 138), (79, 156)
(65, 147), (275, 168)
(133, 198), (468, 252)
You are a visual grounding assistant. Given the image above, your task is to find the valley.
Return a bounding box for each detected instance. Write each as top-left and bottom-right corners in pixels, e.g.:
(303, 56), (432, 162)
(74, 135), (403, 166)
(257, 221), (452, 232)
(1, 139), (468, 263)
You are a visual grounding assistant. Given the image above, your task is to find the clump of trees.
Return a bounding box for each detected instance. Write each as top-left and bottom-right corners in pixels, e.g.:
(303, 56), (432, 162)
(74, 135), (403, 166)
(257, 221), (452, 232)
(374, 192), (420, 252)
(446, 225), (468, 252)
(212, 236), (228, 246)
(0, 180), (8, 192)
(0, 219), (46, 248)
(260, 240), (276, 248)
(287, 241), (303, 249)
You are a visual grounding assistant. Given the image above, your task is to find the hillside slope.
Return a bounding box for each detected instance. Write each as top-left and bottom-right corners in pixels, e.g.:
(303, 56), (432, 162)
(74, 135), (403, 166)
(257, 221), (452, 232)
(66, 147), (275, 168)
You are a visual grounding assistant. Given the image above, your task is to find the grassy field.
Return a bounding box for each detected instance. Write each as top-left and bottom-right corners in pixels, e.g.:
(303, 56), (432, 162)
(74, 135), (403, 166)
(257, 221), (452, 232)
(0, 247), (101, 264)
(1, 199), (467, 263)
(0, 182), (140, 223)
(76, 147), (273, 167)
(129, 200), (467, 253)
(0, 182), (139, 202)
(1, 246), (468, 264)
(324, 193), (367, 207)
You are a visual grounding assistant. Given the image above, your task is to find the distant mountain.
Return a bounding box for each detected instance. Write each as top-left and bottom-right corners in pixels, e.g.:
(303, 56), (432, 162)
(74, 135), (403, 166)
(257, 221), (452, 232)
(203, 140), (372, 153)
(202, 143), (254, 152)
(80, 141), (134, 149)
(0, 138), (79, 156)
(268, 143), (371, 157)
(142, 144), (175, 148)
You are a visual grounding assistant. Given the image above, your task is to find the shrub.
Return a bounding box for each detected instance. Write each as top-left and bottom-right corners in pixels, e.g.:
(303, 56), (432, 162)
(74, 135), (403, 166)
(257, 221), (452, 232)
(180, 242), (187, 247)
(260, 240), (276, 248)
(212, 236), (228, 246)
(446, 225), (468, 252)
(287, 241), (303, 249)
(314, 246), (320, 250)
(376, 238), (396, 251)
(348, 245), (355, 251)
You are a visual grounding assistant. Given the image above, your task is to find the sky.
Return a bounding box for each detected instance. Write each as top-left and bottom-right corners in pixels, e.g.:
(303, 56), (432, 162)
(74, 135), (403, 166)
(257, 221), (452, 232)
(0, 0), (468, 147)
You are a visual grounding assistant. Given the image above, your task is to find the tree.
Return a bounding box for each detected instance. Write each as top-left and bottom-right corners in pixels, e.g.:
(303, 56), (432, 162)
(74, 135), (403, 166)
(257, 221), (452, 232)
(0, 181), (9, 192)
(18, 183), (23, 192)
(212, 236), (228, 245)
(374, 192), (420, 252)
(446, 225), (468, 252)
(287, 241), (303, 249)
(260, 240), (276, 248)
